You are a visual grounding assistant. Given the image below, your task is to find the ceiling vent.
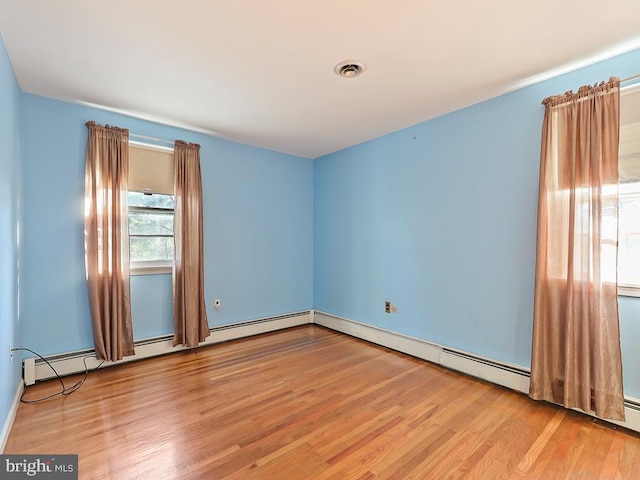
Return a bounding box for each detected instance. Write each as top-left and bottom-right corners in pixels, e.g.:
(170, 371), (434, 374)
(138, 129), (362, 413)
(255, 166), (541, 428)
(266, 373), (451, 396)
(335, 60), (366, 78)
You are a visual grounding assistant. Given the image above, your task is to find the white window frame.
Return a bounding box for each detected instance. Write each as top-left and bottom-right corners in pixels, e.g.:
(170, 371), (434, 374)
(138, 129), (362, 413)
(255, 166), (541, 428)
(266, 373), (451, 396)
(618, 286), (640, 297)
(128, 141), (175, 276)
(130, 259), (173, 276)
(129, 201), (175, 276)
(618, 184), (640, 297)
(618, 84), (640, 297)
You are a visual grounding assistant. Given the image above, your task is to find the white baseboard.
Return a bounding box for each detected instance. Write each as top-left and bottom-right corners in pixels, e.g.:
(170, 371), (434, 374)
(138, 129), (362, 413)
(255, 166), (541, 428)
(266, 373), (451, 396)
(206, 312), (310, 344)
(314, 311), (441, 363)
(26, 311), (311, 385)
(313, 310), (640, 434)
(609, 404), (640, 432)
(1, 380), (23, 453)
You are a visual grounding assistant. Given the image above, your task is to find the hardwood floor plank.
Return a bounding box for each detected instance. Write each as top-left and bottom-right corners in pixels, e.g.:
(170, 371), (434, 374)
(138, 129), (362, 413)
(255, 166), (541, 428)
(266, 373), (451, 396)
(601, 431), (626, 479)
(433, 390), (526, 480)
(5, 325), (640, 479)
(492, 403), (558, 476)
(616, 431), (639, 478)
(589, 426), (618, 478)
(512, 409), (566, 476)
(377, 426), (458, 479)
(547, 421), (592, 480)
(630, 438), (640, 477)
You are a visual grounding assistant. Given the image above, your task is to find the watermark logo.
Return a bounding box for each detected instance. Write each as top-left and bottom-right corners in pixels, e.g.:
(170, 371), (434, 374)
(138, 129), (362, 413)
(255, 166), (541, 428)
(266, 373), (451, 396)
(0, 455), (77, 479)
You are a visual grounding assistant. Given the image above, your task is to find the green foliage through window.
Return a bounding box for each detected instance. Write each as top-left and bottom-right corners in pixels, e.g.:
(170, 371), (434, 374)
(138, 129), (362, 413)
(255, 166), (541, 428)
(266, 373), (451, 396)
(128, 192), (175, 263)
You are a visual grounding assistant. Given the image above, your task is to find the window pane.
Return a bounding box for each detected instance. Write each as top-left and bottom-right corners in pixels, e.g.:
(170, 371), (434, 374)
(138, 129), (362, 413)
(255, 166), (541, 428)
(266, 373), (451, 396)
(129, 211), (174, 236)
(619, 195), (640, 235)
(128, 191), (175, 209)
(619, 188), (640, 287)
(130, 236), (174, 261)
(619, 235), (640, 286)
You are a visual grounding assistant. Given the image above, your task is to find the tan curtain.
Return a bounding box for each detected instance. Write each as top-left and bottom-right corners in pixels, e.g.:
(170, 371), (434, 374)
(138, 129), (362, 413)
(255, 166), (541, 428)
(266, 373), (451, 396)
(84, 121), (134, 361)
(173, 140), (209, 347)
(529, 78), (625, 421)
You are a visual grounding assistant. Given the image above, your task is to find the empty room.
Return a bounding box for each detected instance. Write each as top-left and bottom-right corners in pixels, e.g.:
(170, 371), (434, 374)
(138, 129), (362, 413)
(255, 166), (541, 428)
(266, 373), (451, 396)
(1, 1), (640, 478)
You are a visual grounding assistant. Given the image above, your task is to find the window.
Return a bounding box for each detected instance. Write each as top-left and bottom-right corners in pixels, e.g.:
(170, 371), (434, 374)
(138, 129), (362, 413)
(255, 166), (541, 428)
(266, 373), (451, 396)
(128, 191), (174, 269)
(619, 183), (640, 293)
(619, 85), (640, 296)
(128, 142), (175, 274)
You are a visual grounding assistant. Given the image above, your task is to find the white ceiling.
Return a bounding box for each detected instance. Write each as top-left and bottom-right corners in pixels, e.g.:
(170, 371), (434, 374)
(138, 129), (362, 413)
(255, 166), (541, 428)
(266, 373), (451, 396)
(1, 1), (640, 159)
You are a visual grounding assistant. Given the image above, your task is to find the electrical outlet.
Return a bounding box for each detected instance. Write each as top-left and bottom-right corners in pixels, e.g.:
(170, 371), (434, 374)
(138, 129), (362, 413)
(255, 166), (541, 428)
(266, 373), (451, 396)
(9, 344), (13, 358)
(214, 299), (221, 310)
(385, 301), (391, 314)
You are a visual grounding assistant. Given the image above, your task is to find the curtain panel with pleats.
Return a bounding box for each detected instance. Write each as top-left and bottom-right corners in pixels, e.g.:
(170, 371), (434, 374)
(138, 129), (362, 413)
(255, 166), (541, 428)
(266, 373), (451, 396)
(173, 140), (209, 347)
(529, 78), (625, 421)
(84, 121), (135, 361)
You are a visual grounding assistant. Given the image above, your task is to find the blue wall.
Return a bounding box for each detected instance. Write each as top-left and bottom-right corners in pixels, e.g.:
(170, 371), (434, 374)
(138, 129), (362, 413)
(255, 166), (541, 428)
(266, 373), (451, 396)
(19, 95), (313, 355)
(0, 34), (22, 443)
(314, 48), (640, 398)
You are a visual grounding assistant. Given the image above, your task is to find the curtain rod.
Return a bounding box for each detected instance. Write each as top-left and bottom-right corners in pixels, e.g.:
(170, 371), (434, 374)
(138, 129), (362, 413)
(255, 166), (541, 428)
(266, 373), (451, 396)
(129, 132), (175, 146)
(621, 73), (640, 83)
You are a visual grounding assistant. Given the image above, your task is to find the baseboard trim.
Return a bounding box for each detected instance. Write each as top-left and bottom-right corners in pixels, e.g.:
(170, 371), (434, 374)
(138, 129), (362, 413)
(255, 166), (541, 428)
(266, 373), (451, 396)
(610, 404), (640, 432)
(313, 310), (640, 434)
(26, 311), (311, 385)
(313, 311), (441, 363)
(1, 380), (24, 453)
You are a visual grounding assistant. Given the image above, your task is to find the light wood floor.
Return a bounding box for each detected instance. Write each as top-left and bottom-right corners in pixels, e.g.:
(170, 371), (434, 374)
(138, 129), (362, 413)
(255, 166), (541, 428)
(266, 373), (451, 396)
(6, 325), (640, 479)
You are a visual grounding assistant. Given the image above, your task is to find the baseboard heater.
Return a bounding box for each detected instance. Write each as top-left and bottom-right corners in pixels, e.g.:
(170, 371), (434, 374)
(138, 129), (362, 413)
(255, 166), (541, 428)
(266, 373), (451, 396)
(23, 310), (312, 385)
(438, 349), (640, 412)
(439, 347), (531, 391)
(624, 397), (640, 412)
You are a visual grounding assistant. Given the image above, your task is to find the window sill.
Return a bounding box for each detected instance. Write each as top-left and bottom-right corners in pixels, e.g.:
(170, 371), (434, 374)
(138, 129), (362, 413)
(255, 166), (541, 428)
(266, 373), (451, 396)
(130, 263), (173, 276)
(618, 285), (640, 298)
